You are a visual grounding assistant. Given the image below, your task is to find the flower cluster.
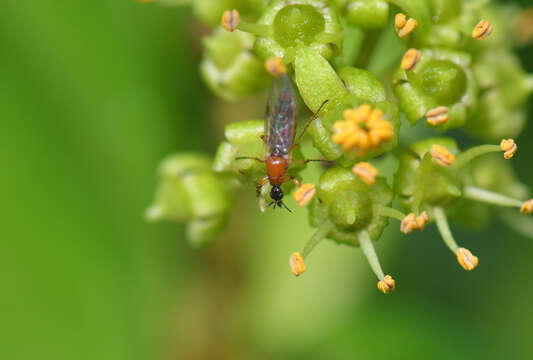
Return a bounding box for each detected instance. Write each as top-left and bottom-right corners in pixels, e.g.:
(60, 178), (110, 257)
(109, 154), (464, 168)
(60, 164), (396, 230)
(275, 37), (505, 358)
(143, 0), (533, 293)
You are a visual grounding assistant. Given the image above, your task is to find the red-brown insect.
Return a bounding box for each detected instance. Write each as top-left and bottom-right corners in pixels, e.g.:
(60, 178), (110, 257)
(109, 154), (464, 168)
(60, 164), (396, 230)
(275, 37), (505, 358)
(237, 74), (327, 211)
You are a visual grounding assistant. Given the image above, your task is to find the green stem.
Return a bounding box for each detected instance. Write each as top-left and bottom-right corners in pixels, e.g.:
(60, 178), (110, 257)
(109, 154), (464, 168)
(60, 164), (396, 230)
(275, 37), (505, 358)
(302, 222), (333, 259)
(453, 144), (501, 170)
(359, 230), (384, 280)
(413, 153), (432, 214)
(376, 206), (406, 221)
(463, 186), (523, 208)
(433, 207), (458, 253)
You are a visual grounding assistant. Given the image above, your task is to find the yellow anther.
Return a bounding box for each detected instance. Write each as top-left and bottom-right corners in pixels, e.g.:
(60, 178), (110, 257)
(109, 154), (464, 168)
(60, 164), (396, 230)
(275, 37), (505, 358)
(377, 275), (396, 294)
(426, 106), (449, 126)
(289, 252), (306, 276)
(395, 13), (417, 37)
(500, 139), (517, 159)
(401, 48), (421, 71)
(265, 57), (286, 78)
(521, 199), (533, 215)
(352, 162), (378, 186)
(472, 19), (493, 40)
(400, 212), (428, 234)
(456, 248), (479, 271)
(332, 104), (393, 155)
(430, 144), (455, 167)
(222, 9), (240, 32)
(293, 183), (316, 207)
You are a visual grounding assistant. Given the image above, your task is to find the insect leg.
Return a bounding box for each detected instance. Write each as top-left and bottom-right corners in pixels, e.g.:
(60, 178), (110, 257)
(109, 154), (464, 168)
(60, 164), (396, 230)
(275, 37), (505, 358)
(291, 158), (335, 165)
(256, 176), (269, 197)
(235, 156), (265, 162)
(293, 99), (329, 149)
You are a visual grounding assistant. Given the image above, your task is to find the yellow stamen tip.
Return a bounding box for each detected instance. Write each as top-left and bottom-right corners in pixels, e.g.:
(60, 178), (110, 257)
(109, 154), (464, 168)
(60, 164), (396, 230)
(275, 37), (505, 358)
(416, 211), (429, 231)
(521, 199), (533, 215)
(426, 106), (449, 126)
(500, 139), (517, 159)
(293, 183), (316, 207)
(352, 162), (378, 186)
(395, 13), (417, 37)
(400, 212), (428, 234)
(377, 275), (396, 294)
(289, 252), (306, 276)
(265, 57), (286, 78)
(456, 248), (479, 271)
(472, 19), (493, 40)
(222, 9), (240, 32)
(430, 144), (455, 167)
(401, 48), (421, 71)
(332, 105), (393, 155)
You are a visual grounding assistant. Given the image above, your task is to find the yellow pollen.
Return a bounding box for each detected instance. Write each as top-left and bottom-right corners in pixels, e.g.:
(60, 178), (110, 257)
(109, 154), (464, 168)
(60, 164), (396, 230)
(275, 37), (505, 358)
(352, 162), (378, 186)
(265, 57), (287, 78)
(289, 252), (306, 276)
(401, 212), (428, 234)
(332, 104), (393, 155)
(472, 19), (493, 40)
(395, 13), (417, 37)
(222, 9), (240, 32)
(521, 199), (533, 215)
(377, 275), (396, 294)
(456, 248), (479, 271)
(430, 144), (455, 166)
(500, 139), (517, 159)
(293, 183), (316, 207)
(401, 48), (421, 71)
(426, 106), (449, 126)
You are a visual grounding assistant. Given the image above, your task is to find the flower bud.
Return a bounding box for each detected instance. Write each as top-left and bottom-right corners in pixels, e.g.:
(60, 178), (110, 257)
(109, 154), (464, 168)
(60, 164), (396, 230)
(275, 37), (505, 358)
(200, 28), (270, 101)
(336, 0), (389, 30)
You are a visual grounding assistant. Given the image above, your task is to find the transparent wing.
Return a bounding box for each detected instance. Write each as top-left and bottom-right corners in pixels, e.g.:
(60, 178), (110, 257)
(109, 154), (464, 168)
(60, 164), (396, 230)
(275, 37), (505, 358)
(265, 74), (297, 157)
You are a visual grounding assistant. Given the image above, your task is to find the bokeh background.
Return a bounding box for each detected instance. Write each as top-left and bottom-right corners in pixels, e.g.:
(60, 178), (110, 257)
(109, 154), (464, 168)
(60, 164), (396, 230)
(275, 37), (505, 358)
(2, 1), (533, 359)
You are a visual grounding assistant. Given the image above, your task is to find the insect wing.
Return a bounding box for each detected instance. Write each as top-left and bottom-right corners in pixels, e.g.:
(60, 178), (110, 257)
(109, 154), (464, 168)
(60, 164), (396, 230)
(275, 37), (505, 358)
(265, 74), (297, 157)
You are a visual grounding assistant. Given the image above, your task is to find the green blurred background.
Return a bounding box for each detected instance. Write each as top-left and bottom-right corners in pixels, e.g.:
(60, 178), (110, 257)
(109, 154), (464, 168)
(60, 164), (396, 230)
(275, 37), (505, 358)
(2, 1), (533, 359)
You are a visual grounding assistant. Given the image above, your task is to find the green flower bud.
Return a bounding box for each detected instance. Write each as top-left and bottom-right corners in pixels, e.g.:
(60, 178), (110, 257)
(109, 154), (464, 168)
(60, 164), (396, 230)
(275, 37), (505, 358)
(200, 28), (270, 101)
(234, 0), (343, 62)
(393, 48), (477, 130)
(309, 166), (393, 246)
(146, 153), (233, 248)
(335, 0), (389, 30)
(466, 50), (533, 141)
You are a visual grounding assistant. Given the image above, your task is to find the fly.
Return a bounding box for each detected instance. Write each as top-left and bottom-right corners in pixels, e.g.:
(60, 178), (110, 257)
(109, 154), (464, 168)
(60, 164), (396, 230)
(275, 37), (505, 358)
(236, 73), (328, 212)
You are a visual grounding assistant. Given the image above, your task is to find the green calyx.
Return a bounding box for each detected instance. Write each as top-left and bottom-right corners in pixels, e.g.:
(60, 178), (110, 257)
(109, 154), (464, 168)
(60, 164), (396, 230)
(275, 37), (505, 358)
(393, 48), (477, 130)
(251, 0), (343, 61)
(146, 153), (233, 248)
(309, 166), (393, 246)
(334, 0), (389, 30)
(200, 29), (270, 101)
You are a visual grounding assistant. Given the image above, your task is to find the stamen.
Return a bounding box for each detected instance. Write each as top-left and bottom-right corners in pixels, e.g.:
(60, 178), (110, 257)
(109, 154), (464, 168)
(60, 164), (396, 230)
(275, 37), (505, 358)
(293, 183), (316, 207)
(456, 248), (479, 271)
(265, 57), (287, 78)
(377, 275), (396, 294)
(375, 205), (406, 221)
(359, 231), (394, 293)
(401, 48), (421, 71)
(426, 106), (449, 126)
(453, 144), (501, 169)
(463, 186), (523, 208)
(434, 207), (478, 270)
(472, 20), (493, 40)
(500, 139), (517, 159)
(289, 252), (306, 276)
(400, 211), (429, 234)
(521, 199), (533, 214)
(352, 162), (378, 186)
(430, 144), (455, 166)
(395, 13), (417, 38)
(222, 9), (240, 32)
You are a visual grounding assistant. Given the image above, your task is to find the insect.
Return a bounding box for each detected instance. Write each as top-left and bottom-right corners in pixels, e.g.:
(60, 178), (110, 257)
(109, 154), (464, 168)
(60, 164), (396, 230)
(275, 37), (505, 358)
(236, 73), (327, 211)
